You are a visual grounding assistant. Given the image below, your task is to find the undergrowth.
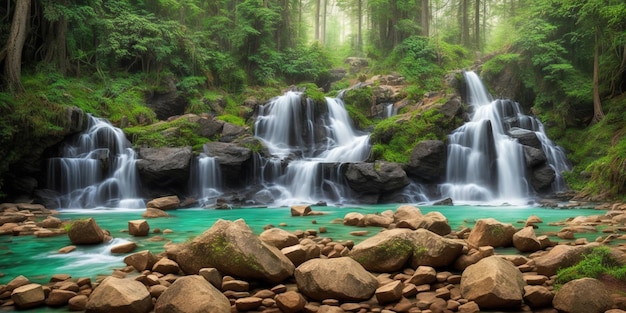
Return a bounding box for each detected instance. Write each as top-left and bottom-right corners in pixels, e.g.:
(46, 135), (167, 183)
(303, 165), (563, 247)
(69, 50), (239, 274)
(554, 246), (626, 289)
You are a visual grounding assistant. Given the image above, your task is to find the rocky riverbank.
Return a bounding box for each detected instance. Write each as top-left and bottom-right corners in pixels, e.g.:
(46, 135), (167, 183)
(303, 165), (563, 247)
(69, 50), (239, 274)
(1, 200), (626, 313)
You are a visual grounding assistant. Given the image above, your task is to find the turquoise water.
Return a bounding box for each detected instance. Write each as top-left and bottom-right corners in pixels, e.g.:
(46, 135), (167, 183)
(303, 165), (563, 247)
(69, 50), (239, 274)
(0, 204), (605, 289)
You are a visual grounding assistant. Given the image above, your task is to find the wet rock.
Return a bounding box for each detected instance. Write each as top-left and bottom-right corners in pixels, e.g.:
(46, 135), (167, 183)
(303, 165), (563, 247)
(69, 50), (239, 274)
(154, 275), (230, 313)
(344, 161), (410, 194)
(137, 147), (192, 195)
(202, 142), (253, 187)
(170, 219), (294, 283)
(141, 208), (169, 218)
(67, 218), (106, 245)
(128, 219), (149, 236)
(405, 140), (446, 182)
(85, 276), (152, 313)
(343, 212), (365, 226)
(11, 283), (45, 309)
(531, 164), (556, 192)
(460, 256), (526, 309)
(110, 242), (137, 254)
(553, 278), (612, 313)
(46, 289), (77, 307)
(291, 205), (312, 216)
(146, 195), (180, 211)
(295, 257), (378, 302)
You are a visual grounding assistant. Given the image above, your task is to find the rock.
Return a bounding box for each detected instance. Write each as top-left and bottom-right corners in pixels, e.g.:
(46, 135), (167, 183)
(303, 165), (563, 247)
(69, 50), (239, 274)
(523, 285), (554, 309)
(152, 257), (180, 275)
(68, 295), (89, 311)
(407, 266), (437, 285)
(531, 164), (556, 192)
(344, 161), (410, 194)
(198, 268), (222, 288)
(202, 142), (253, 187)
(282, 243), (320, 266)
(58, 245), (76, 253)
(394, 205), (423, 221)
(5, 275), (31, 292)
(343, 212), (365, 226)
(85, 277), (152, 313)
(532, 243), (599, 276)
(467, 218), (516, 248)
(128, 219), (149, 236)
(457, 301), (480, 313)
(154, 275), (230, 313)
(375, 280), (404, 304)
(512, 226), (542, 252)
(46, 289), (77, 307)
(410, 228), (464, 268)
(219, 122), (248, 142)
(405, 140), (446, 182)
(39, 215), (62, 228)
(145, 78), (187, 120)
(440, 96), (464, 119)
(509, 127), (542, 150)
(136, 147), (192, 195)
(11, 283), (45, 309)
(170, 219), (294, 283)
(522, 146), (548, 168)
(235, 297), (263, 311)
(123, 250), (158, 272)
(195, 114), (225, 138)
(460, 256), (526, 309)
(67, 218), (106, 245)
(110, 241), (137, 254)
(259, 228), (299, 249)
(146, 195), (180, 211)
(349, 228), (416, 272)
(364, 213), (394, 227)
(291, 205), (312, 216)
(421, 211), (451, 236)
(275, 291), (307, 313)
(553, 278), (612, 313)
(142, 208), (169, 218)
(295, 257), (378, 301)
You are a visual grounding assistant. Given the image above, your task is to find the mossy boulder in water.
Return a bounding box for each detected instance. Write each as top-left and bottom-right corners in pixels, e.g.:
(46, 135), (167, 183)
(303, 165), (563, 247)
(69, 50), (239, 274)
(169, 219), (294, 283)
(67, 218), (107, 245)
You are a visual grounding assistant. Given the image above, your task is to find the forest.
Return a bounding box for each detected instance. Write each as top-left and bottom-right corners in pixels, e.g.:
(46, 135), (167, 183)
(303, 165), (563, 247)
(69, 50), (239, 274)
(0, 0), (626, 201)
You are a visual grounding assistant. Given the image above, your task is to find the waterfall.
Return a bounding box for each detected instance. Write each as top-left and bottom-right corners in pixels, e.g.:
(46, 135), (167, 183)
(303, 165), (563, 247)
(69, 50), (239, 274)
(190, 150), (222, 207)
(440, 71), (570, 204)
(47, 116), (144, 209)
(253, 91), (370, 205)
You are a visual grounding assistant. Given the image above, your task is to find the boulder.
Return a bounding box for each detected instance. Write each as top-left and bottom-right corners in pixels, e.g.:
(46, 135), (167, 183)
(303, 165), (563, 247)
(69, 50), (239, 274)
(144, 78), (187, 120)
(202, 142), (253, 187)
(523, 285), (554, 309)
(136, 147), (192, 194)
(512, 226), (542, 252)
(170, 219), (294, 283)
(295, 257), (378, 301)
(46, 289), (77, 307)
(509, 127), (542, 150)
(349, 228), (416, 272)
(344, 161), (409, 194)
(343, 212), (365, 226)
(85, 277), (152, 313)
(421, 211), (452, 236)
(405, 140), (446, 182)
(553, 278), (612, 313)
(259, 228), (299, 249)
(291, 205), (312, 216)
(460, 256), (526, 309)
(275, 291), (307, 313)
(219, 123), (249, 142)
(110, 241), (137, 254)
(124, 250), (158, 272)
(394, 205), (423, 221)
(39, 216), (62, 228)
(406, 266), (437, 285)
(522, 146), (548, 168)
(375, 280), (404, 304)
(467, 218), (516, 248)
(154, 275), (231, 313)
(410, 228), (464, 268)
(146, 195), (180, 211)
(11, 283), (45, 309)
(142, 208), (169, 218)
(152, 258), (181, 275)
(67, 218), (106, 245)
(531, 164), (556, 192)
(363, 213), (394, 227)
(532, 243), (599, 276)
(128, 219), (150, 236)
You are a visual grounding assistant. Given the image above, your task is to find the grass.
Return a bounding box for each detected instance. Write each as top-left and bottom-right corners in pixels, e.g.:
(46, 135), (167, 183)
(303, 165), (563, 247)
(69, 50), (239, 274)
(554, 246), (626, 290)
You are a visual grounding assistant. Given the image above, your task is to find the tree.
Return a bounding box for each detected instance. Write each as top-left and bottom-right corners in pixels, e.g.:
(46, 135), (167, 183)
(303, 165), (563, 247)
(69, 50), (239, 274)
(3, 0), (31, 93)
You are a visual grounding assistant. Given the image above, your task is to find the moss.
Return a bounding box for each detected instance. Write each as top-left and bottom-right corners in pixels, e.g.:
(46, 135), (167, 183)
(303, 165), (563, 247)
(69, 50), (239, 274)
(217, 114), (245, 126)
(342, 87), (374, 114)
(554, 246), (626, 290)
(299, 83), (326, 103)
(124, 116), (211, 149)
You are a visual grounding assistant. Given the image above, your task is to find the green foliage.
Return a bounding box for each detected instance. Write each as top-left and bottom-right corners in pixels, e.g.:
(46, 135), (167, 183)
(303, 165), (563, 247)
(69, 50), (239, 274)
(124, 116), (210, 149)
(342, 87), (374, 113)
(217, 114), (246, 127)
(370, 108), (460, 163)
(555, 246), (626, 289)
(481, 54), (521, 77)
(282, 43), (333, 85)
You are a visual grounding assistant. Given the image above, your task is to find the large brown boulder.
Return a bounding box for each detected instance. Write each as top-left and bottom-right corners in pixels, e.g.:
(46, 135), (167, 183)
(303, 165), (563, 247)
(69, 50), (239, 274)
(11, 283), (45, 309)
(146, 195), (180, 211)
(405, 140), (446, 182)
(85, 277), (152, 313)
(349, 228), (416, 272)
(343, 161), (409, 194)
(552, 278), (612, 313)
(169, 219), (294, 283)
(512, 226), (541, 252)
(460, 256), (526, 309)
(154, 275), (230, 313)
(532, 243), (599, 276)
(349, 228), (463, 272)
(467, 218), (516, 248)
(67, 218), (106, 245)
(259, 228), (299, 249)
(295, 257), (378, 302)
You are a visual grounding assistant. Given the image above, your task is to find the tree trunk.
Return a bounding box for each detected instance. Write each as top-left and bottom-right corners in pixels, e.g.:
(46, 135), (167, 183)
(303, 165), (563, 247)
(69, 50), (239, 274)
(421, 0), (429, 36)
(4, 0), (31, 93)
(357, 0), (362, 52)
(461, 0), (469, 47)
(474, 0), (479, 50)
(591, 35), (605, 125)
(314, 0), (320, 41)
(321, 0), (326, 45)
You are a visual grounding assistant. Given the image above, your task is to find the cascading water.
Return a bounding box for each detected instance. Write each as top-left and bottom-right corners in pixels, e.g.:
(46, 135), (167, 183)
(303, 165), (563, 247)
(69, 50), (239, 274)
(46, 116), (144, 209)
(190, 148), (222, 206)
(440, 71), (571, 204)
(253, 90), (370, 205)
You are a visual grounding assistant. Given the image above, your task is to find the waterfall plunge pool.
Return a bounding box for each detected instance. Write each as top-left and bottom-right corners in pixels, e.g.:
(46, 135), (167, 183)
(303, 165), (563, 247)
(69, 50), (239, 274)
(0, 204), (605, 287)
